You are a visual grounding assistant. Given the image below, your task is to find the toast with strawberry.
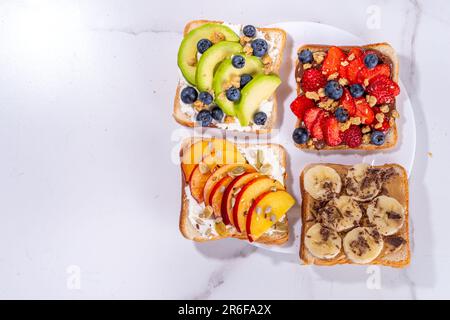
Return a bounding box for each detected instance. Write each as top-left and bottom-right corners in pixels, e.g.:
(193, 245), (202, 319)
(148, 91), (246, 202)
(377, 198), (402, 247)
(291, 43), (400, 150)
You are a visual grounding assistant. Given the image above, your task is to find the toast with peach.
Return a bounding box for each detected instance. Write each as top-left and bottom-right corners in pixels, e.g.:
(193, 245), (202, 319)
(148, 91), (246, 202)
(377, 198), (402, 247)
(179, 138), (295, 244)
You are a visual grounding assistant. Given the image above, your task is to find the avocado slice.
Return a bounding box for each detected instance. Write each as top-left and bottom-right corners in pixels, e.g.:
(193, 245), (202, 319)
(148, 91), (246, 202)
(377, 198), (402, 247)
(235, 75), (281, 126)
(213, 56), (264, 116)
(196, 42), (243, 92)
(177, 24), (239, 85)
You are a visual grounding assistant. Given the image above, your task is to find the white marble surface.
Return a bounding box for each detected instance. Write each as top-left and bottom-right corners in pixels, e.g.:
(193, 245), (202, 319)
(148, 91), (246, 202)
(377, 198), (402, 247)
(0, 0), (448, 299)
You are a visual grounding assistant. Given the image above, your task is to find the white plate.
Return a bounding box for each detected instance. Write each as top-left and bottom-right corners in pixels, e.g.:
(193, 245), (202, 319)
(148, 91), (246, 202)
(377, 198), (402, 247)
(249, 21), (417, 254)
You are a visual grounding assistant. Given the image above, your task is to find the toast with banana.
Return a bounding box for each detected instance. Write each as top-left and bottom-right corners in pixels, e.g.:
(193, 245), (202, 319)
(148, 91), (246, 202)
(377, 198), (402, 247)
(174, 20), (286, 133)
(179, 138), (295, 244)
(299, 163), (410, 267)
(291, 43), (400, 150)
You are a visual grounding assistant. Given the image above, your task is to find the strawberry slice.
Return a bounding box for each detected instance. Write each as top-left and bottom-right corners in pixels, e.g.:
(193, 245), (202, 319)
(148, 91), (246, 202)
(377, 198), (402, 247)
(290, 95), (316, 120)
(340, 88), (356, 116)
(354, 98), (375, 125)
(301, 69), (327, 92)
(367, 75), (400, 104)
(311, 111), (327, 140)
(322, 46), (346, 77)
(303, 107), (323, 133)
(322, 117), (342, 146)
(346, 56), (365, 84)
(358, 64), (391, 84)
(349, 48), (363, 59)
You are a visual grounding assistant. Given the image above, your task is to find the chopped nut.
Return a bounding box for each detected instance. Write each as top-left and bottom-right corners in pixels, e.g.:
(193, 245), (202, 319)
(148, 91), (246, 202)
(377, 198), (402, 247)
(243, 44), (253, 56)
(313, 51), (326, 64)
(239, 35), (252, 45)
(210, 32), (225, 44)
(374, 122), (382, 129)
(328, 72), (339, 80)
(224, 115), (234, 123)
(391, 110), (400, 118)
(339, 120), (351, 132)
(362, 125), (371, 134)
(348, 53), (355, 61)
(341, 60), (349, 67)
(305, 91), (320, 101)
(380, 105), (390, 113)
(193, 100), (206, 111)
(262, 54), (272, 65)
(303, 63), (312, 70)
(350, 117), (361, 126)
(318, 88), (326, 97)
(367, 95), (377, 107)
(364, 79), (369, 87)
(362, 134), (371, 144)
(375, 113), (385, 123)
(338, 78), (349, 86)
(318, 98), (335, 111)
(230, 75), (240, 88)
(307, 139), (314, 147)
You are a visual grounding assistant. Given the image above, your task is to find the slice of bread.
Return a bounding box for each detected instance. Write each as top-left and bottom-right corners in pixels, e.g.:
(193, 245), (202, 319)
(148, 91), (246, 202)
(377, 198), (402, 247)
(173, 20), (286, 133)
(294, 43), (399, 150)
(179, 137), (289, 245)
(299, 163), (410, 267)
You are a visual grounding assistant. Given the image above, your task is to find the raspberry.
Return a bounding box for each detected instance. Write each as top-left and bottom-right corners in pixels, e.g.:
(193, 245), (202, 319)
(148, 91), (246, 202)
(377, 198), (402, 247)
(367, 75), (400, 104)
(301, 69), (327, 92)
(358, 64), (391, 84)
(290, 95), (315, 120)
(342, 125), (362, 148)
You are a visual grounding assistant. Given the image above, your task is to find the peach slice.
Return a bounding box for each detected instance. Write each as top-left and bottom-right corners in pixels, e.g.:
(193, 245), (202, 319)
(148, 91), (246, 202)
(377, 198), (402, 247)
(233, 177), (284, 233)
(203, 164), (256, 207)
(181, 140), (209, 182)
(246, 190), (295, 242)
(189, 164), (214, 203)
(221, 172), (261, 225)
(209, 176), (234, 218)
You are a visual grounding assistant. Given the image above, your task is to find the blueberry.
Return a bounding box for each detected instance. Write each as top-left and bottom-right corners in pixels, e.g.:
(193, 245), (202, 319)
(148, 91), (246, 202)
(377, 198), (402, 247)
(232, 55), (245, 69)
(370, 130), (385, 145)
(243, 25), (256, 37)
(292, 127), (309, 144)
(180, 86), (198, 104)
(298, 49), (313, 63)
(364, 53), (379, 69)
(225, 87), (240, 101)
(334, 107), (349, 123)
(196, 110), (212, 127)
(240, 74), (253, 88)
(251, 39), (268, 57)
(324, 80), (343, 100)
(197, 39), (212, 54)
(349, 84), (365, 98)
(211, 106), (224, 122)
(253, 111), (267, 125)
(198, 91), (213, 105)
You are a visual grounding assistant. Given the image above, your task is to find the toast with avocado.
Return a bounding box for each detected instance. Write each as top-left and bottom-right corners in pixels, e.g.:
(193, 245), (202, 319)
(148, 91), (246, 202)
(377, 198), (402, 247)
(299, 163), (410, 267)
(173, 20), (286, 133)
(179, 138), (295, 244)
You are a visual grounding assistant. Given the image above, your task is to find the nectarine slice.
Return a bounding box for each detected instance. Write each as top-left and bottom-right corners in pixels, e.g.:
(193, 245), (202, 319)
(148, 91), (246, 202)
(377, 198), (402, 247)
(233, 177), (284, 233)
(203, 164), (255, 207)
(209, 176), (234, 218)
(181, 140), (209, 182)
(189, 164), (214, 203)
(246, 190), (295, 242)
(221, 172), (261, 225)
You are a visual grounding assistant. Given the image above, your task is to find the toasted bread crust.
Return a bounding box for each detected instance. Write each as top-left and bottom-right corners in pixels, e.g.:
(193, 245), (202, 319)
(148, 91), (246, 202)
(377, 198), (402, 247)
(178, 137), (289, 245)
(299, 163), (410, 268)
(294, 43), (399, 150)
(173, 20), (286, 133)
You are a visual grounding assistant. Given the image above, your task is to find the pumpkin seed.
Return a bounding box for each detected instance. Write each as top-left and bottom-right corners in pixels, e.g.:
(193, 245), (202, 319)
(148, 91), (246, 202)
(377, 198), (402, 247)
(259, 163), (272, 175)
(199, 162), (210, 174)
(256, 149), (264, 169)
(215, 220), (227, 236)
(228, 166), (246, 177)
(202, 206), (214, 219)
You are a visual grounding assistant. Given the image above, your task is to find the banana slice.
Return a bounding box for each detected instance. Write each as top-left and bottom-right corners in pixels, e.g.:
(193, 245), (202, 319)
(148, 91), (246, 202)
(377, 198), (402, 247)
(345, 163), (381, 201)
(304, 165), (342, 201)
(318, 196), (362, 232)
(383, 236), (406, 255)
(304, 223), (342, 260)
(343, 227), (384, 264)
(366, 195), (405, 236)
